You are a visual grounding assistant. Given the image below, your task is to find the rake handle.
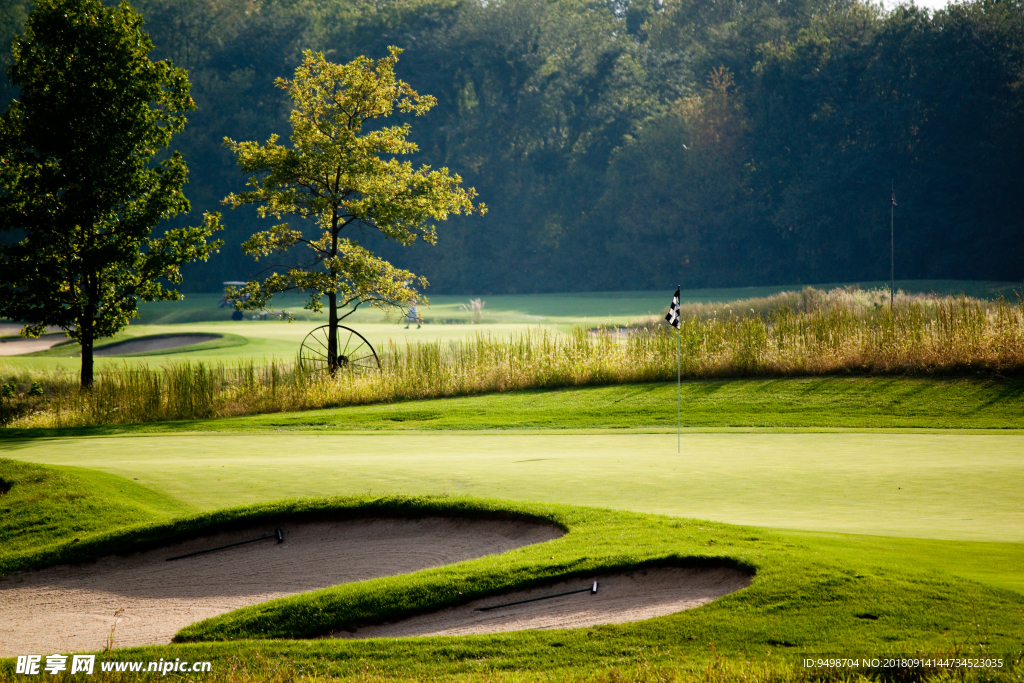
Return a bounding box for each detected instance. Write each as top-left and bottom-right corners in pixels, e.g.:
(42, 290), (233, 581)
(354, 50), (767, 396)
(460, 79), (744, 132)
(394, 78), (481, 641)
(166, 527), (283, 562)
(475, 583), (597, 612)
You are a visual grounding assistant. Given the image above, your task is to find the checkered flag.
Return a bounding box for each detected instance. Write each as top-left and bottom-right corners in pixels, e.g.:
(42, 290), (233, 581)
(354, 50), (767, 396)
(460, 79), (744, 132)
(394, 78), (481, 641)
(665, 287), (681, 329)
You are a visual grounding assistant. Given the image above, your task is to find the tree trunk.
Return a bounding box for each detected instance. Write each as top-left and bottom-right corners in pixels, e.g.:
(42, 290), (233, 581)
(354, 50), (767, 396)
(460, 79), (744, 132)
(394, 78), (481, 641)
(328, 290), (338, 374)
(81, 327), (94, 388)
(327, 213), (340, 374)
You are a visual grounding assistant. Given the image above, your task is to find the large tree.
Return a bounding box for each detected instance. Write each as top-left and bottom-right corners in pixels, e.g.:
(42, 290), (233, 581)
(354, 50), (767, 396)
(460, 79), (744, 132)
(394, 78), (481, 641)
(223, 47), (484, 372)
(0, 0), (222, 386)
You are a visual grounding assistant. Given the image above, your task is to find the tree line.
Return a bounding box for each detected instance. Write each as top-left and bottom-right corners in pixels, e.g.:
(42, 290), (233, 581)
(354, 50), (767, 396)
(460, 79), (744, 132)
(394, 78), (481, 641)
(3, 0), (1022, 296)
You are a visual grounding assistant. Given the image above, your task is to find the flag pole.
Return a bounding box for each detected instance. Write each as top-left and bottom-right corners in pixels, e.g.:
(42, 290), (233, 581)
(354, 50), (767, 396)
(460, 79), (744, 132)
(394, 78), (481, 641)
(890, 183), (896, 310)
(665, 286), (682, 454)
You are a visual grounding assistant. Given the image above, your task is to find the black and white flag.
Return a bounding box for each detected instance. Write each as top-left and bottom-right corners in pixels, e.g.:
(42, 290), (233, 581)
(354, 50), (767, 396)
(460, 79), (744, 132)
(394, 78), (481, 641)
(665, 287), (681, 329)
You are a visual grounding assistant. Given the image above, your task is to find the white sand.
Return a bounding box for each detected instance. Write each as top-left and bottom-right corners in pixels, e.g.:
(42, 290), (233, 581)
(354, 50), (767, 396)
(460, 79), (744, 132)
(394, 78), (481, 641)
(0, 334), (68, 356)
(334, 565), (751, 639)
(94, 334), (220, 356)
(0, 517), (561, 655)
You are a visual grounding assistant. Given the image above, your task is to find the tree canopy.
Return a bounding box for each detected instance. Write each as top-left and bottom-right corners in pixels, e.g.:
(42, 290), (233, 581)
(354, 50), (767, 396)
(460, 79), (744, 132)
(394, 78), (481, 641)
(4, 0), (1020, 294)
(223, 47), (483, 369)
(0, 0), (222, 385)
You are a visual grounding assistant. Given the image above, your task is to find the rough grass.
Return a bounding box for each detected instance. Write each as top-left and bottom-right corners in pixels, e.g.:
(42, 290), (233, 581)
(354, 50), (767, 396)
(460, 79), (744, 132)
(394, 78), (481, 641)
(6, 653), (1023, 683)
(3, 289), (1024, 429)
(0, 462), (1021, 680)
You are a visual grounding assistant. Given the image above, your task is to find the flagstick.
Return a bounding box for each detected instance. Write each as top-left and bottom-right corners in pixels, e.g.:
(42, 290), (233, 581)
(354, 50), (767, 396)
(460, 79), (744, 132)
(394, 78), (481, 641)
(677, 285), (681, 454)
(665, 286), (682, 454)
(890, 184), (896, 310)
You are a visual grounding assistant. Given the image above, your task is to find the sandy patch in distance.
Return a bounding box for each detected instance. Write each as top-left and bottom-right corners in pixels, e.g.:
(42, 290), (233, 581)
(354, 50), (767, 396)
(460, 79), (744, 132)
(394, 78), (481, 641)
(334, 566), (751, 639)
(94, 334), (220, 356)
(0, 333), (68, 356)
(0, 517), (561, 656)
(0, 331), (217, 356)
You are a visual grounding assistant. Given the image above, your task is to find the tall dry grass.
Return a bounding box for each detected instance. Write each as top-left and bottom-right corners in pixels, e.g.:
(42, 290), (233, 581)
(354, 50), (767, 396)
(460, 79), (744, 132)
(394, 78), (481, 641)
(2, 288), (1023, 429)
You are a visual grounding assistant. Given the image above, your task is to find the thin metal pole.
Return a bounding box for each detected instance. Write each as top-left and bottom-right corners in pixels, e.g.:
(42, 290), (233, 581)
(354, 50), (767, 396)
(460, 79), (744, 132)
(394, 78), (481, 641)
(677, 285), (681, 454)
(890, 184), (895, 310)
(475, 582), (598, 611)
(166, 527), (284, 562)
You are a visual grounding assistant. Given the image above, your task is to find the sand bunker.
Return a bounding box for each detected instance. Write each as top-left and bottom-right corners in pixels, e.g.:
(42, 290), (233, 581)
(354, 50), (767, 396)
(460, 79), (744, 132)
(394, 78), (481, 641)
(0, 323), (63, 336)
(94, 334), (220, 356)
(334, 566), (751, 639)
(0, 332), (219, 356)
(0, 334), (68, 356)
(0, 517), (561, 656)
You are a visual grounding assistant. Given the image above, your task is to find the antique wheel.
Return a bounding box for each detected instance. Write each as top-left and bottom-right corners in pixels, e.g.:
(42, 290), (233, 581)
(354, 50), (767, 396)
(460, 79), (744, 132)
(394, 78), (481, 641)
(299, 325), (380, 373)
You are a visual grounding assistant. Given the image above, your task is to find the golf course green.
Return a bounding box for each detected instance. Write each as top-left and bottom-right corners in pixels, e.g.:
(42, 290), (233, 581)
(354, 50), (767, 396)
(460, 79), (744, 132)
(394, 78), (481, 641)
(2, 285), (1023, 681)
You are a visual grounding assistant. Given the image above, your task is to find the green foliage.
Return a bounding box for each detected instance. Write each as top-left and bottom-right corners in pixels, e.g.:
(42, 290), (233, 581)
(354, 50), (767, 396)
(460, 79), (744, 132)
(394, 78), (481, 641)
(0, 0), (29, 109)
(604, 0), (1024, 288)
(0, 0), (223, 386)
(102, 0), (1024, 294)
(223, 47), (484, 359)
(0, 0), (1021, 376)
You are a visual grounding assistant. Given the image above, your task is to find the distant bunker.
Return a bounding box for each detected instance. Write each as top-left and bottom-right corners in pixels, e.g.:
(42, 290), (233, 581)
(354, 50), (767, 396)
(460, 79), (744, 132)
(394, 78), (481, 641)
(94, 334), (220, 356)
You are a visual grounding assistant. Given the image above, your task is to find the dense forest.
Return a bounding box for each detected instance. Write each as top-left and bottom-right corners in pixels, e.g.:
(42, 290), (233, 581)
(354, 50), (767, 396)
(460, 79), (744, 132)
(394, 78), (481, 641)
(2, 0), (1022, 294)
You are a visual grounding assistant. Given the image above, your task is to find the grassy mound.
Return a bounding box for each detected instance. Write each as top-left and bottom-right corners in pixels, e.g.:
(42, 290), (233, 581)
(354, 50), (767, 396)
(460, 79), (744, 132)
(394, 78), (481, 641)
(0, 458), (193, 573)
(5, 377), (1024, 438)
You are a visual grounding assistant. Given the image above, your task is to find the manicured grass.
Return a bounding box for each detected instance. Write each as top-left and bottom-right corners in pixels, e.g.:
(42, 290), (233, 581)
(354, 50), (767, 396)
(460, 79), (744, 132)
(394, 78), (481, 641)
(171, 499), (1021, 657)
(4, 379), (1023, 593)
(0, 459), (193, 567)
(5, 430), (1024, 543)
(5, 377), (1024, 437)
(779, 532), (1024, 596)
(3, 364), (1023, 680)
(0, 462), (1022, 680)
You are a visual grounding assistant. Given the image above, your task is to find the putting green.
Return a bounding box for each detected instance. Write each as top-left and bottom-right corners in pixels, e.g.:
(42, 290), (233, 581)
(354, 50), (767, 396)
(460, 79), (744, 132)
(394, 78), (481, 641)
(5, 432), (1022, 543)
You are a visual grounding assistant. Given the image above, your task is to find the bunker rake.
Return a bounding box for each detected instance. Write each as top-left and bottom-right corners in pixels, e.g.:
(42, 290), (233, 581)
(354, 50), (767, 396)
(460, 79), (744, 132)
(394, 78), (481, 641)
(166, 527), (284, 562)
(475, 581), (598, 611)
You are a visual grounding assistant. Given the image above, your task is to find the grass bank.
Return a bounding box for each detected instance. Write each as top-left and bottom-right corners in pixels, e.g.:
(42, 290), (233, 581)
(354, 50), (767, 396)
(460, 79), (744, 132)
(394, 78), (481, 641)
(5, 376), (1017, 438)
(0, 459), (193, 563)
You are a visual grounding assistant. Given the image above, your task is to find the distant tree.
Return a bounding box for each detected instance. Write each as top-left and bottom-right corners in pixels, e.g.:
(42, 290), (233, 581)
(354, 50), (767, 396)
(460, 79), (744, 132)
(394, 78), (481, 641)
(0, 0), (222, 387)
(223, 47), (484, 372)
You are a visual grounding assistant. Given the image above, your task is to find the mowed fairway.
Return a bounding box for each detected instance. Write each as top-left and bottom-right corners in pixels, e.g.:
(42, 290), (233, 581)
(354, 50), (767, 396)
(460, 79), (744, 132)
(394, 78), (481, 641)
(6, 432), (1021, 544)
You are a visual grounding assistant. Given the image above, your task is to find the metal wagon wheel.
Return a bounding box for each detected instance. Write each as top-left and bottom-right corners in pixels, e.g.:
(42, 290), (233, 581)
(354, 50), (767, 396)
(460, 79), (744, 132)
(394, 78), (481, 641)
(299, 325), (380, 374)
